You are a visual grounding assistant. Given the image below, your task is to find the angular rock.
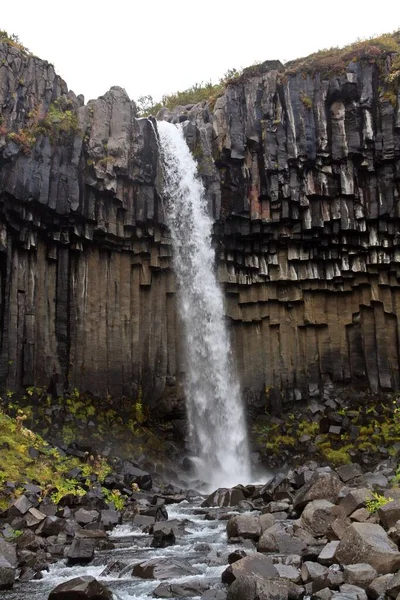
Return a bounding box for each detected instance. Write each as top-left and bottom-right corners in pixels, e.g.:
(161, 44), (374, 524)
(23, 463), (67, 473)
(122, 462), (152, 490)
(294, 472), (343, 508)
(336, 523), (400, 574)
(336, 464), (363, 483)
(0, 557), (15, 590)
(367, 573), (394, 598)
(337, 489), (369, 518)
(48, 576), (112, 599)
(318, 541), (341, 564)
(132, 558), (197, 579)
(222, 554), (278, 585)
(275, 564), (302, 583)
(153, 581), (210, 597)
(0, 539), (17, 567)
(226, 515), (261, 540)
(202, 488), (246, 508)
(377, 500), (400, 529)
(66, 538), (96, 565)
(151, 526), (175, 548)
(74, 509), (100, 525)
(343, 564), (378, 588)
(301, 499), (336, 536)
(227, 574), (302, 600)
(339, 584), (367, 600)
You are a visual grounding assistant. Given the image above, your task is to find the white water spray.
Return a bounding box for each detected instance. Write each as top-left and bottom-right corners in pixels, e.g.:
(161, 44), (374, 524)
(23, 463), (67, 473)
(157, 120), (251, 490)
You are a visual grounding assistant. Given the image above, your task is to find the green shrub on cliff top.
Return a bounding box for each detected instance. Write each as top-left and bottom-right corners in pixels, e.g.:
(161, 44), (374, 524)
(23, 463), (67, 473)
(0, 30), (30, 54)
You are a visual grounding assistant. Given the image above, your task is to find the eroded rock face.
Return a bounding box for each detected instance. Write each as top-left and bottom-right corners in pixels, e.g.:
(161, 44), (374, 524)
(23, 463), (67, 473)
(1, 40), (400, 412)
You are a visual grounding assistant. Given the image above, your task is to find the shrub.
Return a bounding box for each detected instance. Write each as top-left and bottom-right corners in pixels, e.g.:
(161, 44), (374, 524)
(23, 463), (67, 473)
(0, 30), (30, 54)
(366, 491), (393, 513)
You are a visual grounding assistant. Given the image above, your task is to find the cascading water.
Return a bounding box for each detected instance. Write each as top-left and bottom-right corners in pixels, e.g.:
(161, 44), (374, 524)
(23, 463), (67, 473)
(157, 120), (251, 490)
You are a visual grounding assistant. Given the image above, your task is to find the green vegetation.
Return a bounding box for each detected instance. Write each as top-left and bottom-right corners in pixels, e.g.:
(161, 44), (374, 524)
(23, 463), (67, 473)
(0, 408), (112, 510)
(285, 31), (400, 77)
(0, 385), (167, 467)
(366, 491), (393, 513)
(5, 99), (80, 154)
(136, 68), (241, 117)
(0, 30), (30, 54)
(300, 92), (313, 110)
(254, 393), (400, 469)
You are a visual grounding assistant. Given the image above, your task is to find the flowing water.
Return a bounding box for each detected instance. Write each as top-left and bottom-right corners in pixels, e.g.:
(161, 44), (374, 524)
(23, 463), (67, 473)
(157, 121), (250, 490)
(6, 501), (246, 600)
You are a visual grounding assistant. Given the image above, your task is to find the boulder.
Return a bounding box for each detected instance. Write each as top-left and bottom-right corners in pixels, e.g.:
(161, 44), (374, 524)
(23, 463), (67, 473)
(294, 472), (343, 508)
(259, 513), (275, 531)
(301, 561), (329, 591)
(343, 564), (378, 588)
(122, 462), (152, 490)
(151, 526), (175, 548)
(367, 573), (394, 598)
(226, 515), (261, 540)
(66, 538), (96, 565)
(301, 500), (336, 536)
(48, 576), (112, 599)
(24, 507), (47, 527)
(0, 538), (17, 567)
(318, 541), (341, 564)
(338, 489), (369, 518)
(386, 570), (400, 598)
(227, 574), (302, 600)
(221, 554), (277, 585)
(201, 590), (227, 600)
(377, 500), (400, 529)
(132, 558), (197, 579)
(153, 581), (210, 597)
(258, 524), (307, 554)
(0, 556), (15, 590)
(336, 464), (363, 483)
(36, 515), (66, 537)
(275, 564), (302, 583)
(335, 523), (400, 574)
(202, 488), (246, 507)
(339, 584), (367, 600)
(74, 509), (99, 525)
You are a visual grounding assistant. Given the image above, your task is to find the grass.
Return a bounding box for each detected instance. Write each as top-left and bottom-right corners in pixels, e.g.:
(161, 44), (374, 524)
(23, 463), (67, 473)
(285, 31), (400, 77)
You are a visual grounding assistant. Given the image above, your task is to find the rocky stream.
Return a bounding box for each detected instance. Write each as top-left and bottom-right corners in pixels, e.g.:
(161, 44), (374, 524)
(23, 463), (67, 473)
(2, 461), (400, 600)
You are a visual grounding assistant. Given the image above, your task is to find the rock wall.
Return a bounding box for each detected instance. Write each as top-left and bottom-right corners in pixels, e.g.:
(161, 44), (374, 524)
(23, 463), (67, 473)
(0, 42), (180, 413)
(181, 55), (400, 410)
(1, 40), (400, 414)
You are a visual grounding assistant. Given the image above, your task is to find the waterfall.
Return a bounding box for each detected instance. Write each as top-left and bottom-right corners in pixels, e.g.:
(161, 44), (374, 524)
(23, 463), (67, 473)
(157, 120), (251, 490)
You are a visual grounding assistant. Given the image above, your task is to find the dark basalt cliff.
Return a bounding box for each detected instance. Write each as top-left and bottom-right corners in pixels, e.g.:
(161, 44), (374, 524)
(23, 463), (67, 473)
(0, 39), (399, 415)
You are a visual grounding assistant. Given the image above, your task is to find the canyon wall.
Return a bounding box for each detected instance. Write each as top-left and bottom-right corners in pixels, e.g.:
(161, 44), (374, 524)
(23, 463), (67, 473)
(0, 40), (399, 414)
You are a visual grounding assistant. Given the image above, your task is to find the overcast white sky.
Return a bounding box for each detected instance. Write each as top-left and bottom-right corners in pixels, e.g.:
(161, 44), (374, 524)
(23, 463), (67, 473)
(1, 1), (399, 104)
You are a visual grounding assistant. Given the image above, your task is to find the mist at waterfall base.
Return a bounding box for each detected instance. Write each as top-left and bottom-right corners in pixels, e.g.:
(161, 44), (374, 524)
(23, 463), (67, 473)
(157, 120), (251, 491)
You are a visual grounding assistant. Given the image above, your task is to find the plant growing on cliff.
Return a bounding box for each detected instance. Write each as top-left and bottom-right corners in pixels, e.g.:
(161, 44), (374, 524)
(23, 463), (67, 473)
(0, 30), (30, 54)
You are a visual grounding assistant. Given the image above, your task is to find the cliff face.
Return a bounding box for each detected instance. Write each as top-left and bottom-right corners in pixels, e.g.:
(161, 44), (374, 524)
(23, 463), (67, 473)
(0, 39), (400, 415)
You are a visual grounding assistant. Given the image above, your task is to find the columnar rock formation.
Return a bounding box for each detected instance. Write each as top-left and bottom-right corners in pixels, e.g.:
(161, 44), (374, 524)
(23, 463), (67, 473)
(0, 39), (399, 414)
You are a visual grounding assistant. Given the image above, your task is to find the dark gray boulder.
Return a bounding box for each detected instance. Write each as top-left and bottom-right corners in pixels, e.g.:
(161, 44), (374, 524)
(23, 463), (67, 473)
(201, 488), (246, 507)
(132, 558), (198, 579)
(226, 515), (261, 540)
(0, 556), (15, 590)
(48, 576), (112, 599)
(66, 538), (96, 565)
(335, 523), (400, 574)
(222, 554), (278, 585)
